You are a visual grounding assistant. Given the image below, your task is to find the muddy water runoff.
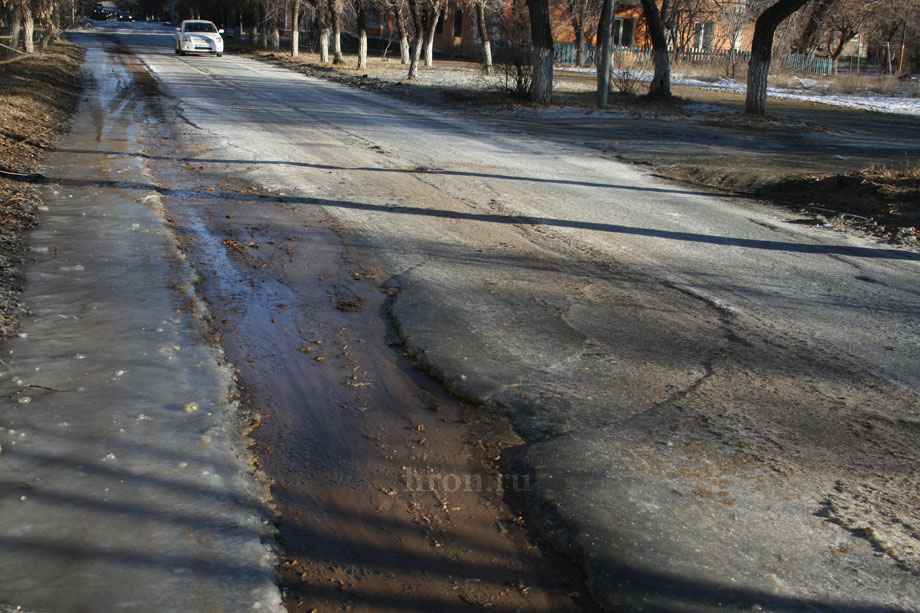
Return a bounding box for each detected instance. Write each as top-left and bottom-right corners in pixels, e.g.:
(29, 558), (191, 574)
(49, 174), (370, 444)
(112, 44), (596, 611)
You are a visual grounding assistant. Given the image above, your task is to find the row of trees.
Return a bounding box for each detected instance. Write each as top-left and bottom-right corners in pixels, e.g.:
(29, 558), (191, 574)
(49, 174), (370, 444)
(0, 0), (66, 56)
(2, 0), (917, 112)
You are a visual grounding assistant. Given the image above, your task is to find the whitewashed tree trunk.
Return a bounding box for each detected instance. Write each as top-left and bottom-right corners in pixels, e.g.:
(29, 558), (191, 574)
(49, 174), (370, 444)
(320, 26), (331, 63)
(395, 7), (410, 64)
(23, 2), (35, 54)
(476, 2), (492, 74)
(744, 0), (809, 115)
(526, 0), (554, 104)
(531, 46), (553, 104)
(423, 7), (440, 68)
(745, 53), (769, 114)
(291, 0), (300, 56)
(271, 16), (280, 50)
(358, 31), (367, 68)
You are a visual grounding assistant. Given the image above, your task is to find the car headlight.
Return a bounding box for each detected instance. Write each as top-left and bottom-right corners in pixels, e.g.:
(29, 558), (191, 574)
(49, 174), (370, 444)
(182, 36), (191, 42)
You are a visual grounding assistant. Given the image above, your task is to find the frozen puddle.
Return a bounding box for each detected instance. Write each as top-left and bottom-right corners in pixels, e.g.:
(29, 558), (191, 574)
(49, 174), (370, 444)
(0, 44), (283, 611)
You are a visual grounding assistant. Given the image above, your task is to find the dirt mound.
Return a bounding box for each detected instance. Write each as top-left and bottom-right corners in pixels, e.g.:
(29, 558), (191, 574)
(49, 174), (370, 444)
(757, 166), (920, 242)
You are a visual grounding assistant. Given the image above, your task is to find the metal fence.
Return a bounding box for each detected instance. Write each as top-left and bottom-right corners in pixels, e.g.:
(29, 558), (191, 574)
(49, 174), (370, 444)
(784, 54), (835, 76)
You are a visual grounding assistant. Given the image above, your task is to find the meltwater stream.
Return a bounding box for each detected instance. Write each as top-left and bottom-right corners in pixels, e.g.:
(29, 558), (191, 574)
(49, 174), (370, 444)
(0, 43), (283, 612)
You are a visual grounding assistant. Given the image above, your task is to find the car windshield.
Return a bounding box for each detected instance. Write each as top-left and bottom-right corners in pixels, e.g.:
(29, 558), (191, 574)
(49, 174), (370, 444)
(183, 22), (217, 32)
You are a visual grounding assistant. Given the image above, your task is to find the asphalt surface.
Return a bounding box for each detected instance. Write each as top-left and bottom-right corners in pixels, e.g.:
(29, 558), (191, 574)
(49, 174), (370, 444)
(41, 22), (920, 610)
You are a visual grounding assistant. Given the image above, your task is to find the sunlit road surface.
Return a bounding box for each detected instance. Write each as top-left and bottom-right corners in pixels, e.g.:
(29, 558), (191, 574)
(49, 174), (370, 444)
(83, 22), (920, 610)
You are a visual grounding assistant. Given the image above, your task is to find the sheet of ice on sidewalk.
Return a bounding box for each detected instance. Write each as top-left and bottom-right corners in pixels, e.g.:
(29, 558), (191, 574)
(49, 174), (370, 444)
(0, 45), (282, 613)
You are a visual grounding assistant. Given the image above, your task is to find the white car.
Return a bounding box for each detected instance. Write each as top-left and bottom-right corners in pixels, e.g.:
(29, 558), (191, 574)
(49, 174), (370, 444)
(175, 20), (224, 57)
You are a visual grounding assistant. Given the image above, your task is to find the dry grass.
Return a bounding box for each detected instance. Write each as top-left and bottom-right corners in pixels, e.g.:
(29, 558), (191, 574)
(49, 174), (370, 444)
(769, 71), (920, 98)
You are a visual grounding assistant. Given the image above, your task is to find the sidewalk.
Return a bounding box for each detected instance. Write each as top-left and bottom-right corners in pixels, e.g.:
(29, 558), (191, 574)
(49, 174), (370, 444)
(0, 42), (283, 612)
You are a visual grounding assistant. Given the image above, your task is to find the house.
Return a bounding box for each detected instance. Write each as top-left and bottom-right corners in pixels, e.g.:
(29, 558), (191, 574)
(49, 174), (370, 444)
(337, 0), (756, 62)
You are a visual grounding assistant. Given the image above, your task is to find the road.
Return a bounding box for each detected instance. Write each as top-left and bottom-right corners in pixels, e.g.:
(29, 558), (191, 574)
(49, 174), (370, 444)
(81, 22), (920, 610)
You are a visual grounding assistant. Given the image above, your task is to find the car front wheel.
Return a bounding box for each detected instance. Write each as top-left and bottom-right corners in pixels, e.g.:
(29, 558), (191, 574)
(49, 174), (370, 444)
(216, 52), (222, 57)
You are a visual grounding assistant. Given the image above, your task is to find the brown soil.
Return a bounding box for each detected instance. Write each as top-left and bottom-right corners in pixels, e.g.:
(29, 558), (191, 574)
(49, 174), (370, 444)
(0, 42), (85, 337)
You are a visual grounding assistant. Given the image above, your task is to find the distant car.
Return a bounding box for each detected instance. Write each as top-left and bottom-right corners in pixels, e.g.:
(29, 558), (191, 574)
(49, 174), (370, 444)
(175, 20), (224, 57)
(116, 12), (134, 21)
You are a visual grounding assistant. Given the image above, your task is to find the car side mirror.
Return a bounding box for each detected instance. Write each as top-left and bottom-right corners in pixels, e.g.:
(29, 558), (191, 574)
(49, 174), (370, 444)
(218, 29), (224, 34)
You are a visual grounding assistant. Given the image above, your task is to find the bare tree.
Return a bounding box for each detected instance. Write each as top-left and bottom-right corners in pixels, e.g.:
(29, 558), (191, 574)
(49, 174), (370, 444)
(822, 0), (881, 71)
(390, 0), (411, 63)
(355, 0), (369, 68)
(791, 0), (836, 54)
(745, 0), (809, 115)
(21, 0), (34, 54)
(331, 0), (345, 63)
(407, 0), (424, 77)
(596, 0), (615, 105)
(421, 0), (443, 67)
(526, 0), (554, 103)
(563, 0), (600, 66)
(468, 0), (494, 73)
(640, 0), (671, 98)
(317, 0), (333, 62)
(713, 0), (762, 78)
(291, 0), (301, 56)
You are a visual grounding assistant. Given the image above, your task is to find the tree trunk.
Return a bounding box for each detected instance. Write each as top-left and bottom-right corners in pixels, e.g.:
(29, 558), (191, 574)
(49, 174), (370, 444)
(526, 0), (554, 104)
(596, 0), (614, 107)
(272, 14), (280, 50)
(744, 0), (809, 115)
(574, 19), (586, 67)
(793, 0), (835, 54)
(7, 7), (23, 56)
(407, 0), (423, 78)
(320, 26), (331, 63)
(423, 6), (440, 67)
(332, 0), (345, 64)
(575, 0), (588, 67)
(357, 1), (368, 69)
(23, 2), (35, 54)
(39, 8), (58, 50)
(640, 0), (671, 98)
(291, 0), (300, 56)
(476, 2), (492, 73)
(395, 6), (410, 64)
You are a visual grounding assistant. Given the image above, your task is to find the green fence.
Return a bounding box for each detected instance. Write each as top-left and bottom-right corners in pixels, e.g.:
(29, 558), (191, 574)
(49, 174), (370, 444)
(784, 54), (835, 76)
(553, 43), (749, 69)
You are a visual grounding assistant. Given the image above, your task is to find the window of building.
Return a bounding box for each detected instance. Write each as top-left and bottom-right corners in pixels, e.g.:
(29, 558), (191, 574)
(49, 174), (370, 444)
(613, 18), (635, 47)
(453, 9), (463, 38)
(693, 21), (715, 51)
(366, 6), (383, 26)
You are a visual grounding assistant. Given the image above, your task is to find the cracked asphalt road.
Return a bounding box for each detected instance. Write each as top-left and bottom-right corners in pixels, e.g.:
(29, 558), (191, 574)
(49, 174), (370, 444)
(86, 22), (920, 611)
